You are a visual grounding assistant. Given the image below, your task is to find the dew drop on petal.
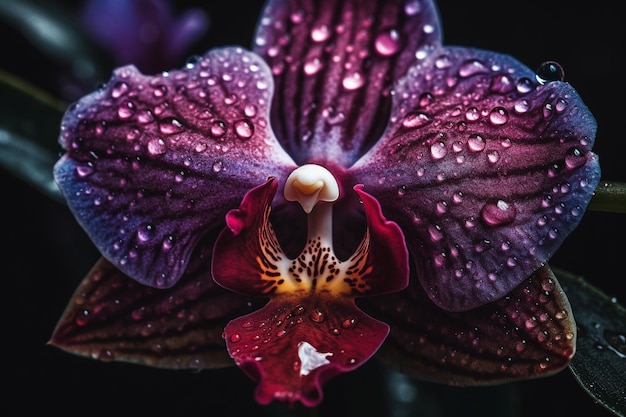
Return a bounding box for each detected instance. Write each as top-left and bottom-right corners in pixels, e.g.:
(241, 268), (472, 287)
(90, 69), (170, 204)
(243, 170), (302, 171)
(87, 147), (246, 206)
(374, 29), (402, 56)
(234, 119), (254, 139)
(147, 138), (167, 156)
(137, 223), (155, 242)
(310, 308), (326, 323)
(304, 57), (323, 75)
(311, 24), (330, 42)
(489, 107), (509, 125)
(402, 112), (430, 128)
(210, 121), (227, 138)
(536, 61), (565, 84)
(342, 71), (365, 90)
(404, 0), (422, 15)
(76, 163), (94, 177)
(564, 147), (586, 169)
(468, 134), (485, 152)
(159, 118), (184, 135)
(430, 141), (447, 159)
(458, 59), (487, 77)
(481, 200), (517, 227)
(111, 81), (129, 98)
(118, 100), (136, 119)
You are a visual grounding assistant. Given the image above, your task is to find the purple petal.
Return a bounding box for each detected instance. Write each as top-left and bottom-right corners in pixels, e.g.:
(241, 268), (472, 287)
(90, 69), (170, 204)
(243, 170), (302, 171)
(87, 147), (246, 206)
(254, 0), (441, 166)
(365, 265), (576, 384)
(50, 238), (261, 369)
(350, 47), (601, 311)
(54, 47), (297, 288)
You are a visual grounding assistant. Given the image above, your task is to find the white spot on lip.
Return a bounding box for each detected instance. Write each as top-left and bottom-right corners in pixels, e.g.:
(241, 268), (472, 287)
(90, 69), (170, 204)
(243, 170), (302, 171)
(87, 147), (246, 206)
(298, 341), (332, 376)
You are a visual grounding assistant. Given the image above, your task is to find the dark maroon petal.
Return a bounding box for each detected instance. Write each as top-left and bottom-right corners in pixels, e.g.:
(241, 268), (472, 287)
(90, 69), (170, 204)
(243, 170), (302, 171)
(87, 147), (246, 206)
(223, 295), (388, 407)
(254, 0), (441, 166)
(212, 178), (408, 406)
(212, 179), (408, 297)
(50, 237), (261, 369)
(365, 265), (576, 385)
(54, 47), (297, 288)
(350, 47), (601, 311)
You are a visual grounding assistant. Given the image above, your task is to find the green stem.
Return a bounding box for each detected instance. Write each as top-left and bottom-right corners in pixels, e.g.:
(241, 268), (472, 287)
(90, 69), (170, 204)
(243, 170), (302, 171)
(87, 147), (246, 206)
(587, 181), (626, 214)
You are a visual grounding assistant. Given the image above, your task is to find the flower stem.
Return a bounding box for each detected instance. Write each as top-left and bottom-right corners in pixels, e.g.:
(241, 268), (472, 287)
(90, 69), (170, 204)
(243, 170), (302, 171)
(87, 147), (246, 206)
(587, 181), (626, 214)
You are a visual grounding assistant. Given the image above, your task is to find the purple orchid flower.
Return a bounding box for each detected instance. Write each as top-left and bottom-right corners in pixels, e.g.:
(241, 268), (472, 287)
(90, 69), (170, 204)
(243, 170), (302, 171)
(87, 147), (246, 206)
(50, 0), (601, 408)
(80, 0), (209, 73)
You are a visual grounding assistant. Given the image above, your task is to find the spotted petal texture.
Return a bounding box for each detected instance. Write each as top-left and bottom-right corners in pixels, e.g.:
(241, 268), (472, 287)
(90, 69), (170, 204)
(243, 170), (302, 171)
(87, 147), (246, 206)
(54, 47), (297, 288)
(365, 265), (576, 384)
(350, 47), (601, 311)
(254, 0), (441, 166)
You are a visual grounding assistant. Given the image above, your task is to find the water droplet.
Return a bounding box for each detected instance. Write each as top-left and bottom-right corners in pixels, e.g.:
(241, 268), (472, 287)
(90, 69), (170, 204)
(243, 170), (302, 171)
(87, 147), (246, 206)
(430, 141), (447, 159)
(465, 107), (480, 121)
(147, 138), (167, 156)
(565, 147), (586, 169)
(489, 107), (509, 125)
(137, 223), (155, 242)
(458, 59), (487, 77)
(304, 57), (323, 75)
(153, 84), (168, 97)
(118, 100), (136, 119)
(111, 81), (129, 98)
(244, 104), (258, 117)
(234, 119), (254, 139)
(75, 309), (90, 326)
(210, 120), (227, 138)
(310, 308), (326, 322)
(404, 0), (422, 15)
(418, 92), (434, 108)
(467, 134), (485, 152)
(230, 333), (241, 343)
(514, 99), (530, 113)
(428, 224), (444, 242)
(374, 29), (402, 56)
(481, 200), (516, 226)
(402, 112), (430, 128)
(159, 118), (184, 135)
(311, 24), (330, 42)
(536, 61), (565, 84)
(342, 317), (357, 329)
(342, 71), (365, 90)
(212, 161), (223, 173)
(76, 163), (94, 177)
(162, 235), (174, 250)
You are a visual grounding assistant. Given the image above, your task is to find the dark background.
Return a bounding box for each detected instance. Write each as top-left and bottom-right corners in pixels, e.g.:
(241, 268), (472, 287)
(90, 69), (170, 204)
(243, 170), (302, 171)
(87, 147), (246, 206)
(2, 1), (624, 416)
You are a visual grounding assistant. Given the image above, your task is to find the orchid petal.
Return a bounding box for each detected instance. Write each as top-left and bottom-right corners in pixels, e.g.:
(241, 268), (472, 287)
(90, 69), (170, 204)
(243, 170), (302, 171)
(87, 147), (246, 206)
(350, 47), (601, 311)
(54, 47), (297, 289)
(366, 265), (576, 385)
(212, 178), (408, 406)
(49, 237), (261, 369)
(253, 0), (441, 166)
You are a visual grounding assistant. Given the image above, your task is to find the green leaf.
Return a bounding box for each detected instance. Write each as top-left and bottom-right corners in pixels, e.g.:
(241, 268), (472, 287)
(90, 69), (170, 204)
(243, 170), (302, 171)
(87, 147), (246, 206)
(0, 70), (65, 202)
(555, 267), (626, 417)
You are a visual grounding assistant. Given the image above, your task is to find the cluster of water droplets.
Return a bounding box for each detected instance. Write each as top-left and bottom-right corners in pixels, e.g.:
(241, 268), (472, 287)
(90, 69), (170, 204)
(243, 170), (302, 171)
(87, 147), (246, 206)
(252, 0), (437, 135)
(61, 48), (283, 278)
(225, 303), (363, 369)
